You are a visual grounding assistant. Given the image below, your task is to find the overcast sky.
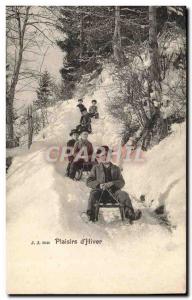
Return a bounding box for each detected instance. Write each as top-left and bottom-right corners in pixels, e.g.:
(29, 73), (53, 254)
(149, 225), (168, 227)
(7, 6), (65, 111)
(15, 44), (64, 110)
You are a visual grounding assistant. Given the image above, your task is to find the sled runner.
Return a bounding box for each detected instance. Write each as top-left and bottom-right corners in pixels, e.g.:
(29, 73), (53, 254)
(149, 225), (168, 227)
(94, 201), (126, 222)
(93, 188), (126, 222)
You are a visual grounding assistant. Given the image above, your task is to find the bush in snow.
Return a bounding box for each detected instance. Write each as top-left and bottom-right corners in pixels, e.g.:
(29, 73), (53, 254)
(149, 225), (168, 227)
(106, 24), (186, 149)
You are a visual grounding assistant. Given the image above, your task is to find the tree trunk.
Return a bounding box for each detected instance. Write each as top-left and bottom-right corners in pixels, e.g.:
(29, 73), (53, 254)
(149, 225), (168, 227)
(6, 95), (14, 144)
(113, 6), (123, 64)
(6, 7), (30, 146)
(137, 101), (149, 125)
(79, 13), (84, 59)
(28, 105), (33, 149)
(147, 81), (153, 117)
(149, 6), (161, 100)
(148, 7), (167, 146)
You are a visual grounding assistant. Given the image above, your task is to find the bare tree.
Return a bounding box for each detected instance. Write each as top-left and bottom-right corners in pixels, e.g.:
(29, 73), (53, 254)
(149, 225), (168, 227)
(79, 12), (84, 60)
(149, 6), (161, 100)
(27, 105), (33, 149)
(6, 6), (30, 145)
(6, 6), (58, 147)
(113, 6), (125, 64)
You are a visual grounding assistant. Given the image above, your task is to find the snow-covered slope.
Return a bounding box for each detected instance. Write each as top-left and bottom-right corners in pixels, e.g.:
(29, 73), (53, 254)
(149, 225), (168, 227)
(123, 122), (186, 226)
(7, 67), (186, 293)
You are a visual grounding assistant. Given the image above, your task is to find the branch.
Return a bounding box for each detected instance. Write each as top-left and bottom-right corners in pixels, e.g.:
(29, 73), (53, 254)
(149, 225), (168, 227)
(29, 24), (56, 45)
(39, 46), (49, 73)
(26, 21), (55, 27)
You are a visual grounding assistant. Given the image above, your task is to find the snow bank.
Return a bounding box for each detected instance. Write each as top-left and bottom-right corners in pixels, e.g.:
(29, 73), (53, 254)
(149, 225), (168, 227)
(122, 122), (186, 227)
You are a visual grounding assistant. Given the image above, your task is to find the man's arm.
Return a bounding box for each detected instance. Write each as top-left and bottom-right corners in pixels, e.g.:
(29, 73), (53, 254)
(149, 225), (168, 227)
(105, 168), (125, 190)
(88, 142), (94, 157)
(73, 141), (80, 156)
(87, 115), (91, 124)
(66, 140), (74, 154)
(86, 165), (100, 189)
(111, 172), (125, 189)
(80, 116), (83, 125)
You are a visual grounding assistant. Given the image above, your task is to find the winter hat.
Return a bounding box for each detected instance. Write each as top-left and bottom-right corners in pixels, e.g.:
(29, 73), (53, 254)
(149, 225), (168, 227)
(80, 129), (89, 134)
(92, 100), (97, 104)
(78, 98), (83, 102)
(69, 129), (77, 136)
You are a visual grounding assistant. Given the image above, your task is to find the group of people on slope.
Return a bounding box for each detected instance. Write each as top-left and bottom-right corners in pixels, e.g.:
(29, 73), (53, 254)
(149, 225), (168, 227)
(75, 98), (99, 134)
(66, 130), (93, 180)
(65, 99), (141, 223)
(66, 98), (99, 179)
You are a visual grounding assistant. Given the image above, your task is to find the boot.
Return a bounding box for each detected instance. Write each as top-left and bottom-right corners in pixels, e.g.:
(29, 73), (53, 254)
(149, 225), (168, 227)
(133, 209), (142, 221)
(125, 208), (142, 222)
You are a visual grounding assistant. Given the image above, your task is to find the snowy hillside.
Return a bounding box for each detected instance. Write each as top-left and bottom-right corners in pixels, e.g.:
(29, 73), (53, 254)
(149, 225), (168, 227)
(7, 68), (186, 293)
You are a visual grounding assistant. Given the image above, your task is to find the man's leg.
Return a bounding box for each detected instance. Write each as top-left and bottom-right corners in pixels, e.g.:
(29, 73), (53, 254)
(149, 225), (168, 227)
(114, 190), (133, 208)
(95, 112), (99, 119)
(66, 162), (71, 176)
(87, 190), (104, 221)
(114, 190), (141, 221)
(69, 162), (79, 179)
(88, 127), (92, 134)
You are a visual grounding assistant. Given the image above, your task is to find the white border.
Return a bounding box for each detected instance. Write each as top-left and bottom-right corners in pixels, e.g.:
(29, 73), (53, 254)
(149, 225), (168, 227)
(0, 2), (6, 300)
(1, 1), (191, 299)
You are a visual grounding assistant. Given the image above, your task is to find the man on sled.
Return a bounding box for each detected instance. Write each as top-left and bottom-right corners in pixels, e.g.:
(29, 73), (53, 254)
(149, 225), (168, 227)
(86, 146), (141, 223)
(69, 130), (94, 180)
(76, 107), (92, 134)
(66, 129), (79, 177)
(89, 100), (99, 119)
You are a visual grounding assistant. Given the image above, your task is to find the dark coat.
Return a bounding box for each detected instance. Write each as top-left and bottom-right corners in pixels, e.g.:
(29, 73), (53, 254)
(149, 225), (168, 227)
(67, 139), (76, 148)
(77, 103), (86, 112)
(80, 113), (91, 127)
(66, 138), (76, 162)
(73, 139), (93, 162)
(89, 105), (98, 114)
(86, 162), (125, 190)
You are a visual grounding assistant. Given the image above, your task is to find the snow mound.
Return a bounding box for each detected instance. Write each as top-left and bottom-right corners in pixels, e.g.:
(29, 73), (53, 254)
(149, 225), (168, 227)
(123, 122), (186, 227)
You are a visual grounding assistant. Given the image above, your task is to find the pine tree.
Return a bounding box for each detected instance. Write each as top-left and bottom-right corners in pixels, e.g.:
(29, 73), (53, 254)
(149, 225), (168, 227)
(36, 71), (52, 108)
(56, 6), (150, 97)
(35, 70), (52, 128)
(56, 7), (114, 97)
